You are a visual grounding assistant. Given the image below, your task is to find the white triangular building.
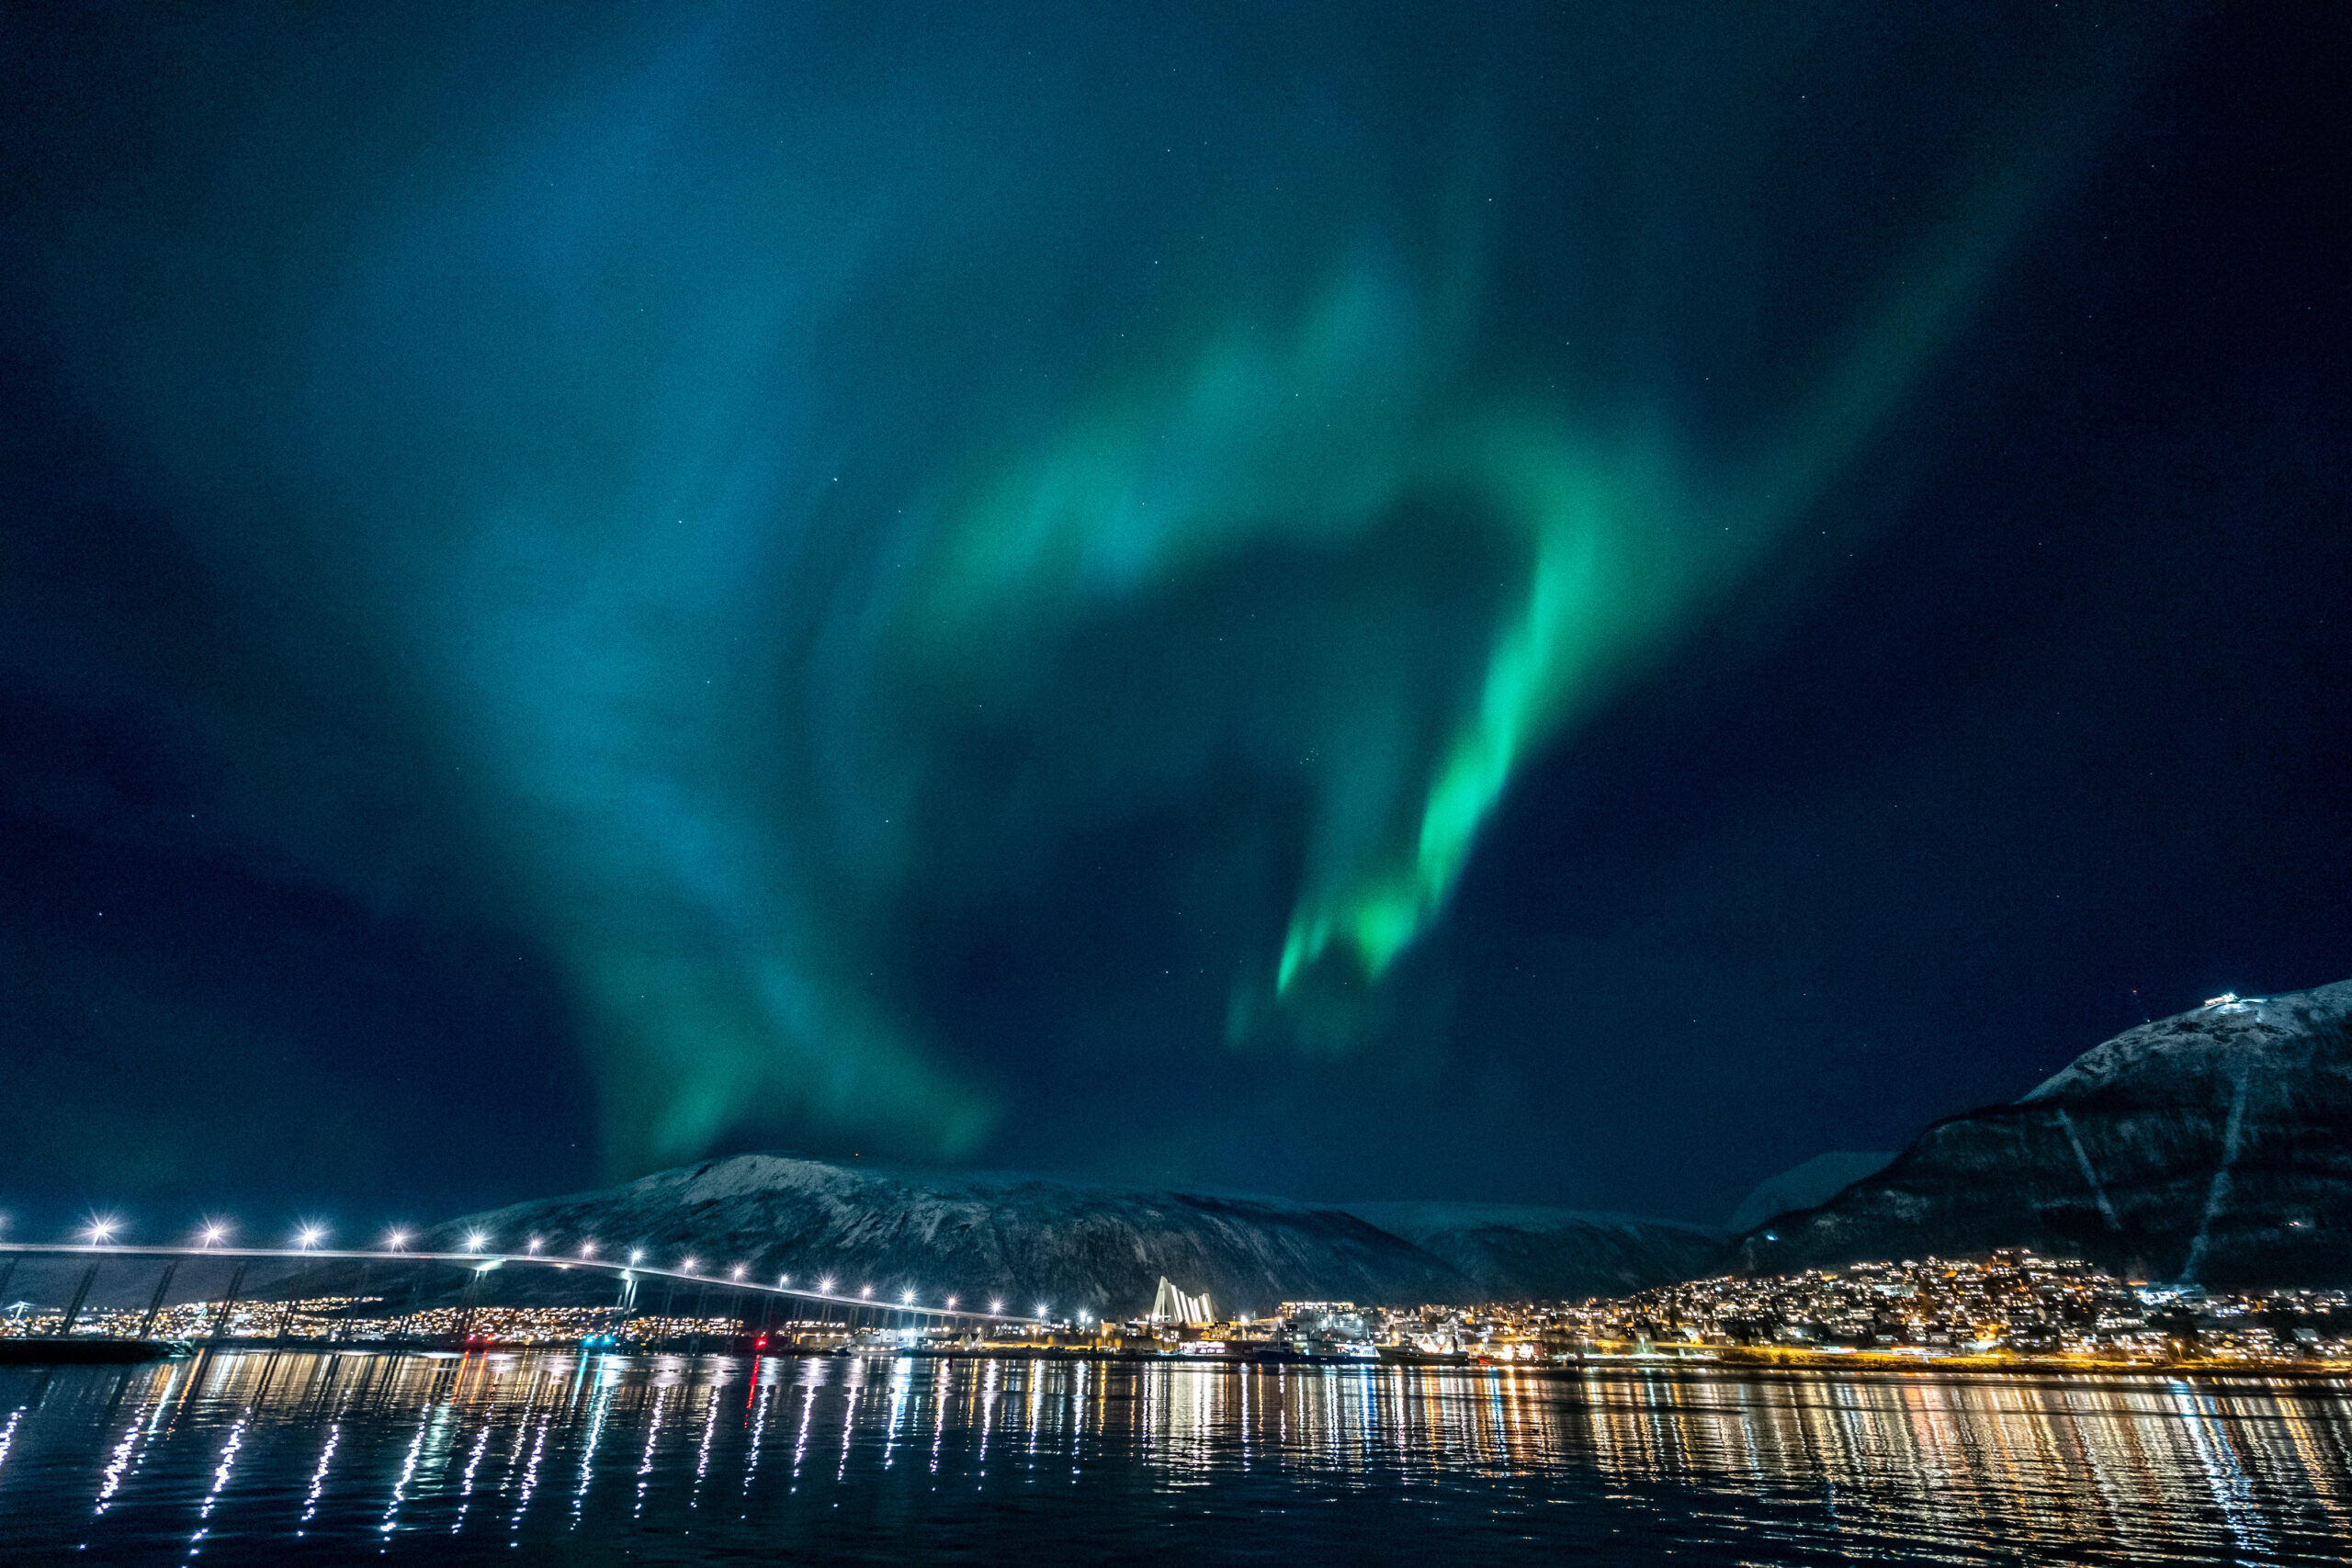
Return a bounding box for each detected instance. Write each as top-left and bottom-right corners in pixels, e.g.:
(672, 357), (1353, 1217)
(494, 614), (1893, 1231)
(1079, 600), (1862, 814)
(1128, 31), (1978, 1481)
(1150, 1276), (1212, 1325)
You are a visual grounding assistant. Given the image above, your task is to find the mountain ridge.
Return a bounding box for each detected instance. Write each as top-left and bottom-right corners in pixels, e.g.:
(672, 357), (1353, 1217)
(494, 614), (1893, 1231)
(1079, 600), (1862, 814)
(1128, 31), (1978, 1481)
(1737, 978), (2352, 1287)
(420, 1155), (1720, 1314)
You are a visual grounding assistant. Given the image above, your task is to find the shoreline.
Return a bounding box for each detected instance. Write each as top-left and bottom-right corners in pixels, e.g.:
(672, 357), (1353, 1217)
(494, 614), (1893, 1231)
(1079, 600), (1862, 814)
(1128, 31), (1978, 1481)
(8, 1337), (2348, 1383)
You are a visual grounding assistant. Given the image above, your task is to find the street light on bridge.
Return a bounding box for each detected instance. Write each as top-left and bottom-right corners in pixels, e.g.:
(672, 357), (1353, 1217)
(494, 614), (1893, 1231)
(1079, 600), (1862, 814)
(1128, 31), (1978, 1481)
(580, 1242), (596, 1259)
(463, 1231), (489, 1254)
(198, 1223), (228, 1247)
(85, 1217), (119, 1246)
(384, 1229), (410, 1251)
(296, 1225), (325, 1250)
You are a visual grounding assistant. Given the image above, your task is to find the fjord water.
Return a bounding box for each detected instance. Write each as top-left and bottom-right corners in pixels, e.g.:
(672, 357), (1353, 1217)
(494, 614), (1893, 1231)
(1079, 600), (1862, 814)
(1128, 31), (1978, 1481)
(3, 1353), (2349, 1564)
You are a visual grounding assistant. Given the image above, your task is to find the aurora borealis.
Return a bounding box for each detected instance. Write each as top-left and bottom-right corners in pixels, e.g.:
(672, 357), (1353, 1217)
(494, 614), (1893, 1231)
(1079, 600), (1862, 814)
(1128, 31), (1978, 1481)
(4, 4), (2346, 1227)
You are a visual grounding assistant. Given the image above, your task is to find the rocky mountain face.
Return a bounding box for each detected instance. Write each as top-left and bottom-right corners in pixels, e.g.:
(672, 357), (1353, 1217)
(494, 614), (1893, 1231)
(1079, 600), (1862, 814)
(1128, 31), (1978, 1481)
(424, 1156), (1471, 1319)
(1737, 979), (2352, 1288)
(413, 1156), (1727, 1317)
(1725, 1152), (1894, 1235)
(1340, 1203), (1725, 1301)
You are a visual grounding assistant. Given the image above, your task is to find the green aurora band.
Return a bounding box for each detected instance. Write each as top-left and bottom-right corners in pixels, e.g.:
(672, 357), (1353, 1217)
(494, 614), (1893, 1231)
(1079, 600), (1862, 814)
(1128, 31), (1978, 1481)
(6, 5), (2154, 1174)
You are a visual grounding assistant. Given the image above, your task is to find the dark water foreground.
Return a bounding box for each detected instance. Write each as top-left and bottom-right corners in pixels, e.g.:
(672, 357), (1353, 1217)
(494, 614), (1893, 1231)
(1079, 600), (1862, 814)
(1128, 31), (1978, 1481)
(3, 1351), (2349, 1564)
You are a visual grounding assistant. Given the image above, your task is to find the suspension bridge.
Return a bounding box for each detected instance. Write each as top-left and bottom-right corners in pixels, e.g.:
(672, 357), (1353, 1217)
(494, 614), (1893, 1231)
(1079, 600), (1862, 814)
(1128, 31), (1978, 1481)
(0, 1240), (1052, 1350)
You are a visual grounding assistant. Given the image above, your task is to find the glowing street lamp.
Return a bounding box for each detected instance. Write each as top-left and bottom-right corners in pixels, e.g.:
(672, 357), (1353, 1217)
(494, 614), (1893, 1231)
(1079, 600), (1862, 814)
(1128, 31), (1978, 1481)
(629, 1249), (643, 1266)
(526, 1236), (543, 1255)
(819, 1277), (835, 1293)
(945, 1295), (957, 1310)
(1035, 1303), (1048, 1319)
(860, 1285), (872, 1300)
(296, 1225), (325, 1250)
(900, 1291), (914, 1305)
(86, 1217), (119, 1246)
(989, 1299), (1003, 1314)
(580, 1242), (596, 1259)
(778, 1274), (791, 1288)
(384, 1229), (410, 1251)
(730, 1266), (744, 1281)
(198, 1223), (228, 1247)
(681, 1258), (696, 1274)
(463, 1231), (489, 1254)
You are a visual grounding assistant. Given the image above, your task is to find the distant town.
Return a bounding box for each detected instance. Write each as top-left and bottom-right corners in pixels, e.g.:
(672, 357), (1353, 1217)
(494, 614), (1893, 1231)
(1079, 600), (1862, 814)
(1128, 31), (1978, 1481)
(6, 1249), (2348, 1371)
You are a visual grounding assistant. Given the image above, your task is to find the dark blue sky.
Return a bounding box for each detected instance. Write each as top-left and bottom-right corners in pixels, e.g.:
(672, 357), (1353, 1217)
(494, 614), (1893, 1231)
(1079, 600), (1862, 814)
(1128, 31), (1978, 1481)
(1, 2), (2344, 1240)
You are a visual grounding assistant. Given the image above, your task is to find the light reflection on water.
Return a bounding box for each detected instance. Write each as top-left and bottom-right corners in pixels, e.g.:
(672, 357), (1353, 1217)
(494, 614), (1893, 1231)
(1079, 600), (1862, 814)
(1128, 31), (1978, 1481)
(0, 1351), (2347, 1563)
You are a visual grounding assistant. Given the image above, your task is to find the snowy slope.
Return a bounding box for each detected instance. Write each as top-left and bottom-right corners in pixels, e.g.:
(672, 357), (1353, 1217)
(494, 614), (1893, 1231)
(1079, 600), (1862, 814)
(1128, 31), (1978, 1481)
(1725, 1152), (1894, 1235)
(1736, 978), (2352, 1286)
(421, 1155), (1475, 1317)
(1340, 1202), (1725, 1300)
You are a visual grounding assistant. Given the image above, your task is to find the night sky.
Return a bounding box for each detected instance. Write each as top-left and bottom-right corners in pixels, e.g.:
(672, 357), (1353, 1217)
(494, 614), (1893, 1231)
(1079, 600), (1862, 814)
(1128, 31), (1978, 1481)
(2, 3), (2344, 1240)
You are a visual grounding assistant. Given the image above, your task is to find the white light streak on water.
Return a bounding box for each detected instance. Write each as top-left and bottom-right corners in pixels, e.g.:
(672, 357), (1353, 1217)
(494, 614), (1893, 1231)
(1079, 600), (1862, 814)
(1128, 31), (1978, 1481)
(510, 1415), (549, 1533)
(741, 1380), (772, 1509)
(931, 1359), (951, 1475)
(882, 1356), (912, 1470)
(570, 1365), (616, 1528)
(452, 1422), (491, 1534)
(184, 1414), (246, 1562)
(790, 1368), (819, 1490)
(377, 1410), (426, 1540)
(634, 1385), (667, 1517)
(1027, 1359), (1044, 1464)
(690, 1370), (722, 1506)
(95, 1393), (157, 1515)
(976, 1357), (997, 1483)
(298, 1422), (338, 1528)
(2176, 1383), (2271, 1562)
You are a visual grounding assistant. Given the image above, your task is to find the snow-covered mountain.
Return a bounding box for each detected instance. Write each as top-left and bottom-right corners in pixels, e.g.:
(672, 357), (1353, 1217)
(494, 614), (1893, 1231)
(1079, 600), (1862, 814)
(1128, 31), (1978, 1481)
(423, 1156), (1472, 1318)
(1724, 1152), (1894, 1235)
(1736, 978), (2352, 1286)
(1340, 1203), (1725, 1301)
(413, 1156), (1729, 1316)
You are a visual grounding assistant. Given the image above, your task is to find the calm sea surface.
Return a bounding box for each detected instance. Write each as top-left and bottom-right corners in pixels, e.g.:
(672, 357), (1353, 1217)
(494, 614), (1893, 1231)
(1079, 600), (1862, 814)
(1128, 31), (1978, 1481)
(3, 1351), (2348, 1564)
